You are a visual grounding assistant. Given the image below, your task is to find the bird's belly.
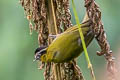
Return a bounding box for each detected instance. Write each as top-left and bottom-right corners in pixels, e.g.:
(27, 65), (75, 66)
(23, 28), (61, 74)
(49, 39), (83, 63)
(51, 47), (83, 63)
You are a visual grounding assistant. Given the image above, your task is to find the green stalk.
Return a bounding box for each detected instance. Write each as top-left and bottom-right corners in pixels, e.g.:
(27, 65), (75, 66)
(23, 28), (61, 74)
(71, 0), (96, 80)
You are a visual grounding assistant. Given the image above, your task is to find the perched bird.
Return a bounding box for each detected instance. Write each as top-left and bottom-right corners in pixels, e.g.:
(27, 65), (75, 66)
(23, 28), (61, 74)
(34, 14), (94, 63)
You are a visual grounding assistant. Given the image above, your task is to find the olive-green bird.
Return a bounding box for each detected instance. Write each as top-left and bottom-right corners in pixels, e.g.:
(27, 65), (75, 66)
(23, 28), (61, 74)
(34, 17), (94, 63)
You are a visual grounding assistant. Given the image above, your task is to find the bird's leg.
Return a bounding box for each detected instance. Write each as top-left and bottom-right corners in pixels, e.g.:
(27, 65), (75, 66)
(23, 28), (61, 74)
(49, 34), (57, 38)
(49, 34), (60, 39)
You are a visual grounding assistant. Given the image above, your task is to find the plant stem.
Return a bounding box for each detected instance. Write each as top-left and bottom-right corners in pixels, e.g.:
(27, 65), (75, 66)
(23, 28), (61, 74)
(71, 0), (96, 80)
(47, 0), (62, 80)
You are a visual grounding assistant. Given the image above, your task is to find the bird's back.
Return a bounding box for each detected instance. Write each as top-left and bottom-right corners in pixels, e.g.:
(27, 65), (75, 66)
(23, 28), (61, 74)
(44, 25), (94, 63)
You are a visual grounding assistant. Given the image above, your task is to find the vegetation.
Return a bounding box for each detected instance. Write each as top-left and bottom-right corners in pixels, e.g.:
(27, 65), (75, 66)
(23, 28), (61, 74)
(0, 0), (120, 80)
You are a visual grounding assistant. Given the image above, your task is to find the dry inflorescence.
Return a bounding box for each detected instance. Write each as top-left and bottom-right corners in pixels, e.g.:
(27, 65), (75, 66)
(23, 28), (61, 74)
(84, 0), (116, 80)
(20, 0), (84, 80)
(20, 0), (115, 80)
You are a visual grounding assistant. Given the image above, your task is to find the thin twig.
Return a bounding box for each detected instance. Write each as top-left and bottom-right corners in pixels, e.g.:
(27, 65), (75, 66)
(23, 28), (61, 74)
(51, 0), (58, 34)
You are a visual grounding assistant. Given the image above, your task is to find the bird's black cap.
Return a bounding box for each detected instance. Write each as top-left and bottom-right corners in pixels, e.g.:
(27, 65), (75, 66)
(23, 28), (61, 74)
(35, 46), (47, 54)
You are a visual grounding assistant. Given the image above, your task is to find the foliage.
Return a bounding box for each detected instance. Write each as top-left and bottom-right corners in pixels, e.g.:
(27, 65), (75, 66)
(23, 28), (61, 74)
(0, 0), (120, 80)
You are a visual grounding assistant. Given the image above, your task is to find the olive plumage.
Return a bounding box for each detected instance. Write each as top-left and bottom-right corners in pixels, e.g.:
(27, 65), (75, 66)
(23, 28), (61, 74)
(34, 20), (94, 63)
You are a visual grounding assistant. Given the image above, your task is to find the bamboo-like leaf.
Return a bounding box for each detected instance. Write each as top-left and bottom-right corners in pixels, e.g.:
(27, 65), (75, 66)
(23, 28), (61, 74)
(71, 0), (96, 80)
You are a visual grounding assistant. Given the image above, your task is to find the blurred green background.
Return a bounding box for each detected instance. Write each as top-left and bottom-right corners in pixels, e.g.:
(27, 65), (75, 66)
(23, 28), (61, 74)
(0, 0), (120, 80)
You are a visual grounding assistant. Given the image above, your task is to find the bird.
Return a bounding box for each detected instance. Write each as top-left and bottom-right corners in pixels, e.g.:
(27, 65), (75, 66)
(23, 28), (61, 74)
(34, 15), (94, 63)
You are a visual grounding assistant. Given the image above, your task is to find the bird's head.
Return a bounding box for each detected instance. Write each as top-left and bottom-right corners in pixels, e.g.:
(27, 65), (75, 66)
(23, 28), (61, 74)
(34, 46), (47, 61)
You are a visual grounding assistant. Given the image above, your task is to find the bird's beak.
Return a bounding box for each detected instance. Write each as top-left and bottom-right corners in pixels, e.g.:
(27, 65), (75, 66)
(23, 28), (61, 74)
(33, 54), (37, 62)
(33, 59), (36, 62)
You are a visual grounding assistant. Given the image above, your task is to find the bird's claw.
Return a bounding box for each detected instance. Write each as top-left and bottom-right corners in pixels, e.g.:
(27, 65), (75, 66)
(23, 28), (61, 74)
(49, 34), (57, 39)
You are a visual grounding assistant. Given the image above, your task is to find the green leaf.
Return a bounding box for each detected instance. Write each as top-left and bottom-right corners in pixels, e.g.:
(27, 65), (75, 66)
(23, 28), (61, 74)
(71, 0), (96, 80)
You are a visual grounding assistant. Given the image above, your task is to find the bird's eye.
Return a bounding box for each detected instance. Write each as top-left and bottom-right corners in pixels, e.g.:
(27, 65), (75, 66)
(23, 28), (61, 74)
(34, 53), (41, 60)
